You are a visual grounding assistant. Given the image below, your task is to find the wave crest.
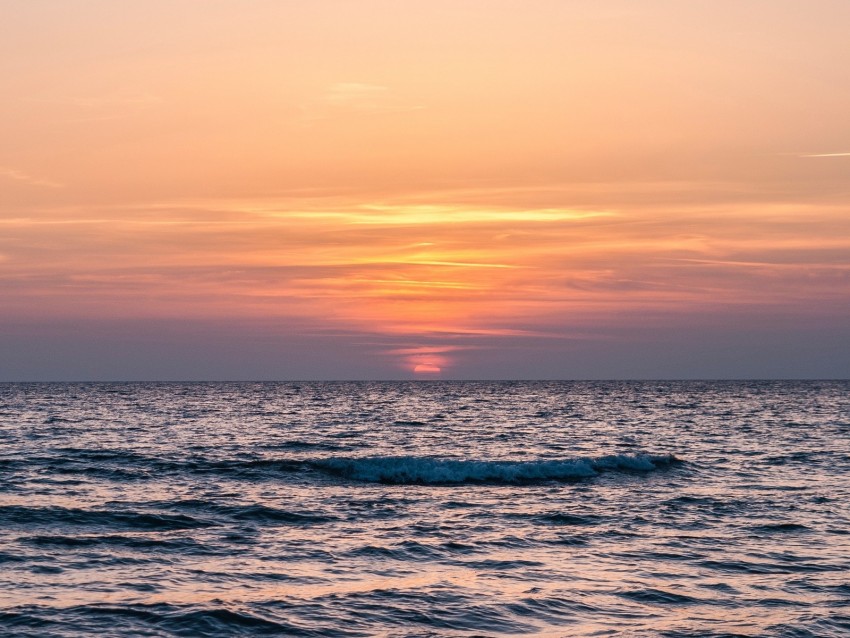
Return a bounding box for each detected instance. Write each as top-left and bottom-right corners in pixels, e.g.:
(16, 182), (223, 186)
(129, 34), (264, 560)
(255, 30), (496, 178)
(311, 453), (679, 485)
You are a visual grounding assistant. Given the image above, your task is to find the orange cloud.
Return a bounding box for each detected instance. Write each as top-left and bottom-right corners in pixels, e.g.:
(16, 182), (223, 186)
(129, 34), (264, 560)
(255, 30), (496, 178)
(2, 187), (848, 373)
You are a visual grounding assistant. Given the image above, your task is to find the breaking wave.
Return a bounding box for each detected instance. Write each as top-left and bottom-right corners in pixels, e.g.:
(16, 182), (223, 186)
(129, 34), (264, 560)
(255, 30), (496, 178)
(310, 453), (679, 485)
(18, 450), (680, 486)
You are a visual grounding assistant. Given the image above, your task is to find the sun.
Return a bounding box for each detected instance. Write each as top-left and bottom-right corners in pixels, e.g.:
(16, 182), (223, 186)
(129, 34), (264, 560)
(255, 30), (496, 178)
(413, 364), (442, 375)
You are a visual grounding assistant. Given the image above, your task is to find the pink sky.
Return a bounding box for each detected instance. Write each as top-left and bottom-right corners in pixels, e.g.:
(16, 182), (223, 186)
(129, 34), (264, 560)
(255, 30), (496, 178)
(1, 1), (849, 379)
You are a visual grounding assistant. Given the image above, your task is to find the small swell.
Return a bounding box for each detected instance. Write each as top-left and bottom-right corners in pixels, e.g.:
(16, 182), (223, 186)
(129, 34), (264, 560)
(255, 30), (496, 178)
(220, 504), (337, 525)
(161, 499), (337, 525)
(262, 440), (350, 452)
(618, 588), (701, 605)
(751, 523), (811, 533)
(21, 534), (205, 551)
(0, 506), (214, 531)
(43, 415), (79, 424)
(0, 552), (28, 564)
(310, 453), (679, 485)
(0, 603), (311, 636)
(537, 512), (604, 526)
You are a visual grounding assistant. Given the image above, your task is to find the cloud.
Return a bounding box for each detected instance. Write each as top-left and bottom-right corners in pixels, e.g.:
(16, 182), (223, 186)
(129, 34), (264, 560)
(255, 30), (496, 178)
(381, 344), (473, 372)
(324, 83), (390, 106)
(300, 83), (425, 124)
(799, 152), (850, 158)
(0, 167), (63, 188)
(27, 91), (162, 123)
(3, 189), (848, 354)
(383, 345), (480, 357)
(67, 92), (162, 109)
(324, 82), (425, 113)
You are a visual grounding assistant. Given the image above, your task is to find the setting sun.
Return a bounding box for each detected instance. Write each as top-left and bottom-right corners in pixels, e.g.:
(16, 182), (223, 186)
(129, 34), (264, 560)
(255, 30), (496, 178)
(413, 364), (442, 375)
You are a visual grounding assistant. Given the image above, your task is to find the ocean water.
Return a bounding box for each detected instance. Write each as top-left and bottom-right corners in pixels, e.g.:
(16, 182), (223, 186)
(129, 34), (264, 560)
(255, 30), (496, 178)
(0, 381), (848, 637)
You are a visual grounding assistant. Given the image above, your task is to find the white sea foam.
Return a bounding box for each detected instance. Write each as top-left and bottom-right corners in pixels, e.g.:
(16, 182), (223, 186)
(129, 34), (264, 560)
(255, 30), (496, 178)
(312, 453), (678, 485)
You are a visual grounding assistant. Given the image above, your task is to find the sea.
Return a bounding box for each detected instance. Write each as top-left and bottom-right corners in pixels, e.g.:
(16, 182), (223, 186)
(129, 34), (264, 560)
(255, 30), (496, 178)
(0, 381), (848, 637)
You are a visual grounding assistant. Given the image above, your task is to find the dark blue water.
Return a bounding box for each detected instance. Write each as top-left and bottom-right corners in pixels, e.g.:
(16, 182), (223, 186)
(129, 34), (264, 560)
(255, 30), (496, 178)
(1, 381), (848, 636)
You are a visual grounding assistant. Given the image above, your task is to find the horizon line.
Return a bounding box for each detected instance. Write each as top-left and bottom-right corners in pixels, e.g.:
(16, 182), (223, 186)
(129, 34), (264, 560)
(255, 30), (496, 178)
(2, 378), (847, 384)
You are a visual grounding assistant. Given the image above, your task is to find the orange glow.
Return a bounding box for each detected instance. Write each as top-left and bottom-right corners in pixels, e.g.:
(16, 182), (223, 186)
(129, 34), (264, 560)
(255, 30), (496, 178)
(2, 193), (849, 371)
(413, 364), (442, 375)
(1, 2), (849, 376)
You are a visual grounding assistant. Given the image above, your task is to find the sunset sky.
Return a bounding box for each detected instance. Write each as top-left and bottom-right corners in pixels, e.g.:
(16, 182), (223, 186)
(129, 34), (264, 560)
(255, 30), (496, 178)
(2, 0), (849, 380)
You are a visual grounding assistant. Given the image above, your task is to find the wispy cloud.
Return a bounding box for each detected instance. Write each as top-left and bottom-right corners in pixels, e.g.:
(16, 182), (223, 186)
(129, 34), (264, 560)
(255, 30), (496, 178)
(28, 91), (162, 123)
(799, 152), (850, 158)
(0, 167), (63, 188)
(3, 189), (849, 372)
(325, 83), (389, 106)
(67, 92), (162, 109)
(299, 83), (425, 125)
(380, 344), (481, 372)
(323, 83), (425, 113)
